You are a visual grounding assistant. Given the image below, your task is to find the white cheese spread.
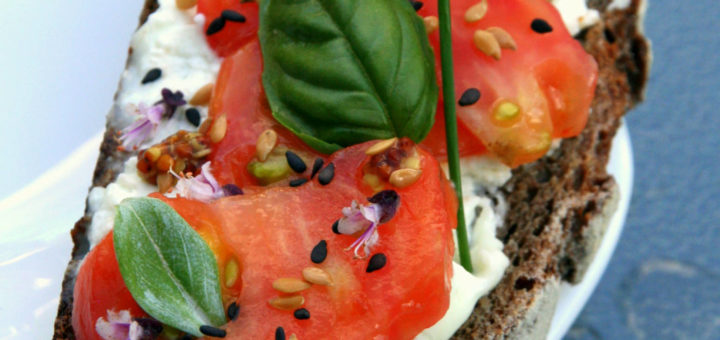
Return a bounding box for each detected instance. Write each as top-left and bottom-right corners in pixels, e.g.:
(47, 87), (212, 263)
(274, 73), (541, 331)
(551, 0), (601, 36)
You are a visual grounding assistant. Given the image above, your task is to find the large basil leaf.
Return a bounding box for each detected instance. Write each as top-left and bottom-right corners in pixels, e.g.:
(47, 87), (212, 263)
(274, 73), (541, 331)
(259, 0), (438, 153)
(113, 197), (225, 336)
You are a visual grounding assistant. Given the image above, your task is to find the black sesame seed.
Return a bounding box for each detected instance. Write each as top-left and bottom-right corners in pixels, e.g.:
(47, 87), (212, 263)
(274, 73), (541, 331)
(206, 17), (226, 35)
(199, 325), (226, 338)
(141, 68), (162, 84)
(289, 178), (308, 187)
(221, 9), (247, 23)
(458, 88), (481, 106)
(185, 107), (201, 126)
(285, 151), (307, 173)
(222, 184), (243, 196)
(311, 240), (328, 264)
(275, 326), (286, 340)
(409, 0), (423, 11)
(294, 308), (311, 320)
(366, 253), (387, 273)
(531, 19), (553, 34)
(318, 163), (335, 185)
(310, 158), (324, 179)
(227, 302), (240, 321)
(332, 220), (340, 234)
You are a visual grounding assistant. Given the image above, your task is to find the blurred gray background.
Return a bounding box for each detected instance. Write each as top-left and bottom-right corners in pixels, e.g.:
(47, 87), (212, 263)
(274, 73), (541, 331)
(568, 1), (720, 339)
(0, 0), (718, 339)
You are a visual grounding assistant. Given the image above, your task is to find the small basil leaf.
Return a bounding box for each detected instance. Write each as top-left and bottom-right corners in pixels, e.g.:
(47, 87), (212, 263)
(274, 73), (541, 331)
(113, 197), (225, 336)
(259, 0), (438, 153)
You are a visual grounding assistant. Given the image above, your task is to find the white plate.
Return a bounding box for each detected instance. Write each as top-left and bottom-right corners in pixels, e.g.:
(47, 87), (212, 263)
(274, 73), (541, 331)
(0, 124), (632, 340)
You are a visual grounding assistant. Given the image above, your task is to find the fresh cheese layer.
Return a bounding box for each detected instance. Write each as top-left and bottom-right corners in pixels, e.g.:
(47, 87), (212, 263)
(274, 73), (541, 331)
(85, 0), (601, 338)
(87, 0), (221, 248)
(111, 0), (220, 147)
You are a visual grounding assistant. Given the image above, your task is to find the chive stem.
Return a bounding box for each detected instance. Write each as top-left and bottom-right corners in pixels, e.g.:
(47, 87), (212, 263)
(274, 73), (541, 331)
(437, 0), (473, 273)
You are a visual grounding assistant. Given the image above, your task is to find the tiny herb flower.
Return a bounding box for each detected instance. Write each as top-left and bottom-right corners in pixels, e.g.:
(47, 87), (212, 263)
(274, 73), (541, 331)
(169, 162), (226, 202)
(338, 190), (400, 258)
(95, 310), (144, 340)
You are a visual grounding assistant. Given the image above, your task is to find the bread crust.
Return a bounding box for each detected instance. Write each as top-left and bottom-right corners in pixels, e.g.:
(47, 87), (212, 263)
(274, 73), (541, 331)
(52, 0), (650, 338)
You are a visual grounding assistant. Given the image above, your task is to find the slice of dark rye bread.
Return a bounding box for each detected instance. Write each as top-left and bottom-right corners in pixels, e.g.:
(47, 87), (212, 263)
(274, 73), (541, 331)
(52, 0), (651, 338)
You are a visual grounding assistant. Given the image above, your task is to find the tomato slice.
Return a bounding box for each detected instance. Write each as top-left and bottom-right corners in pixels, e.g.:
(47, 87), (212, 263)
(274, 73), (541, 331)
(197, 0), (259, 57)
(419, 0), (598, 166)
(208, 39), (321, 187)
(74, 142), (456, 339)
(72, 233), (147, 340)
(176, 142), (455, 339)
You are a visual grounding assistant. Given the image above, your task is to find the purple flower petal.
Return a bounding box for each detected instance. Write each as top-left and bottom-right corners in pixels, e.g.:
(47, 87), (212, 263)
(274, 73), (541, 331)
(338, 190), (400, 258)
(95, 310), (146, 340)
(169, 162), (230, 202)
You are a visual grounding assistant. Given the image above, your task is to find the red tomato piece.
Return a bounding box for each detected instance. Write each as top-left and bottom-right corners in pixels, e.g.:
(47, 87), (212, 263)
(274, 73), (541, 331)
(419, 0), (598, 166)
(207, 39), (320, 187)
(198, 0), (259, 57)
(71, 233), (147, 340)
(179, 142), (455, 339)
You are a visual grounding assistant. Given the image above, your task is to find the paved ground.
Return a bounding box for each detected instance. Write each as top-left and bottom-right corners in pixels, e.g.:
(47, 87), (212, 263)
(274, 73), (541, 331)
(567, 1), (720, 339)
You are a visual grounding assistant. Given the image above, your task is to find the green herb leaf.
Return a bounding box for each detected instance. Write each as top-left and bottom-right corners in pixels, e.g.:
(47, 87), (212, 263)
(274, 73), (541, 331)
(259, 0), (438, 153)
(113, 197), (225, 336)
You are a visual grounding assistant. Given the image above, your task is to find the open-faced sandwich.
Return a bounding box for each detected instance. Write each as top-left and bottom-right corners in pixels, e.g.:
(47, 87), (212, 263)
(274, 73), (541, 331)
(53, 0), (650, 339)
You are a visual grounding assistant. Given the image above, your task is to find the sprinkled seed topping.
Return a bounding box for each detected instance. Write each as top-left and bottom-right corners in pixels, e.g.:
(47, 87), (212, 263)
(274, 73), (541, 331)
(366, 138), (398, 156)
(209, 114), (227, 143)
(293, 308), (311, 320)
(285, 151), (307, 173)
(318, 163), (335, 185)
(310, 158), (324, 179)
(458, 88), (481, 106)
(185, 108), (201, 127)
(136, 131), (212, 191)
(332, 220), (340, 234)
(494, 101), (520, 121)
(289, 178), (308, 187)
(272, 278), (312, 294)
(486, 27), (517, 50)
(366, 253), (387, 273)
(222, 184), (243, 196)
(199, 325), (226, 338)
(269, 295), (305, 310)
(189, 83), (213, 106)
(531, 18), (553, 34)
(256, 129), (278, 162)
(207, 17), (226, 35)
(464, 0), (488, 23)
(176, 0), (197, 10)
(409, 0), (423, 11)
(141, 68), (162, 84)
(221, 9), (247, 23)
(389, 168), (422, 188)
(225, 258), (239, 287)
(227, 302), (240, 321)
(275, 327), (286, 340)
(302, 267), (334, 286)
(310, 240), (328, 264)
(423, 16), (439, 34)
(473, 30), (501, 60)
